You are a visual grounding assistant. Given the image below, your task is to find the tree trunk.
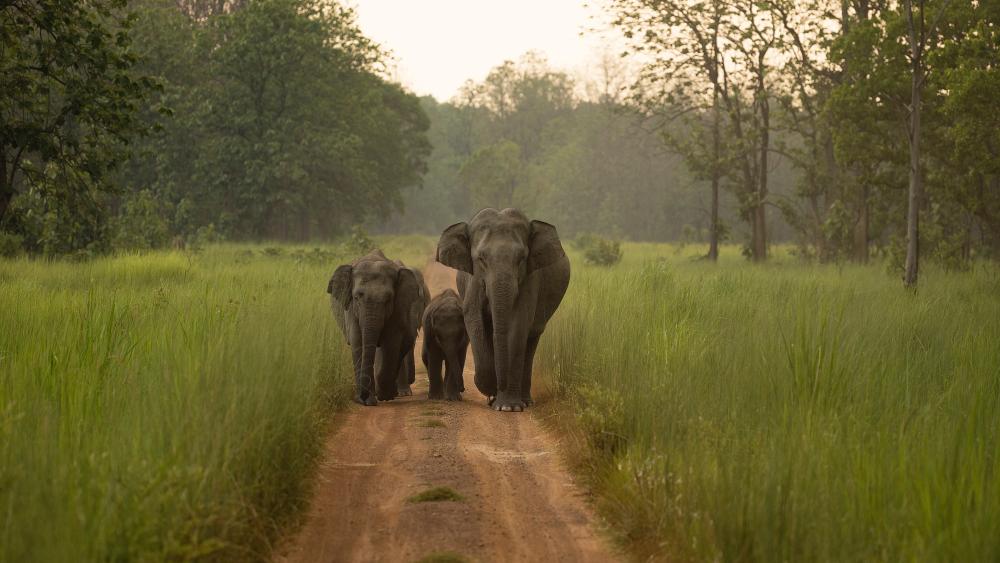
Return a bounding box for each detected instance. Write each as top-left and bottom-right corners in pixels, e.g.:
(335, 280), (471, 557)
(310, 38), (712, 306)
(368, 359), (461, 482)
(708, 89), (721, 262)
(0, 148), (10, 225)
(854, 184), (870, 263)
(753, 89), (770, 262)
(904, 2), (923, 288)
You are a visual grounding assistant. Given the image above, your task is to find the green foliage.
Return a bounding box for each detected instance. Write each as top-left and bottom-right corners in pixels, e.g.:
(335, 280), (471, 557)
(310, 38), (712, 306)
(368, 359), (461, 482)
(344, 225), (376, 256)
(0, 232), (24, 258)
(540, 243), (1000, 561)
(111, 190), (171, 251)
(459, 140), (523, 211)
(383, 55), (707, 242)
(1, 0), (156, 253)
(9, 165), (111, 257)
(122, 0), (430, 241)
(406, 486), (463, 503)
(580, 235), (624, 267)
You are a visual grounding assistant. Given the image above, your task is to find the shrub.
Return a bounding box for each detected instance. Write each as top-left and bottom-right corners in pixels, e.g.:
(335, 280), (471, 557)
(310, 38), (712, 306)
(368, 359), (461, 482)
(111, 190), (172, 251)
(0, 232), (25, 258)
(582, 236), (623, 267)
(343, 225), (375, 256)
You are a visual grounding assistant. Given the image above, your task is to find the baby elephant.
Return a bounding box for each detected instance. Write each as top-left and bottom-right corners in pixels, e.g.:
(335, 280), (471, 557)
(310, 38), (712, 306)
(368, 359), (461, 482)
(422, 289), (468, 401)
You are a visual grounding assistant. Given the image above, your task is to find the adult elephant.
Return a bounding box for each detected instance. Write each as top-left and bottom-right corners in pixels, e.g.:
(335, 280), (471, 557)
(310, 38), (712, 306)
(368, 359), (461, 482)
(328, 250), (424, 406)
(437, 208), (570, 412)
(388, 261), (430, 397)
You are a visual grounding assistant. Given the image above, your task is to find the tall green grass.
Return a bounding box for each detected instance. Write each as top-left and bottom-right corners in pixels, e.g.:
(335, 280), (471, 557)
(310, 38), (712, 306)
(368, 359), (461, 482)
(538, 244), (1000, 561)
(0, 239), (432, 561)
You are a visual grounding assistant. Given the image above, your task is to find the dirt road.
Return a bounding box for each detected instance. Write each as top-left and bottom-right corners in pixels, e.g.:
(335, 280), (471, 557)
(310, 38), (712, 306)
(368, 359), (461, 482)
(276, 261), (615, 563)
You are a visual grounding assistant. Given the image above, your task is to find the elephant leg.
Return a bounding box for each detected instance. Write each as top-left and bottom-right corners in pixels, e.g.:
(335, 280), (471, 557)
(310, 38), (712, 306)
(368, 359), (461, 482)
(376, 336), (405, 402)
(396, 350), (414, 396)
(426, 341), (445, 400)
(521, 334), (540, 406)
(349, 319), (376, 406)
(492, 302), (531, 413)
(458, 341), (468, 393)
(443, 345), (464, 401)
(465, 293), (497, 401)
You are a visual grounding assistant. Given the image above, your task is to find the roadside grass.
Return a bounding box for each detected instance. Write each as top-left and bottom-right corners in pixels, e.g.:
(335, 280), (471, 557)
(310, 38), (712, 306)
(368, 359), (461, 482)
(407, 486), (464, 503)
(538, 243), (1000, 562)
(0, 238), (431, 561)
(418, 418), (447, 428)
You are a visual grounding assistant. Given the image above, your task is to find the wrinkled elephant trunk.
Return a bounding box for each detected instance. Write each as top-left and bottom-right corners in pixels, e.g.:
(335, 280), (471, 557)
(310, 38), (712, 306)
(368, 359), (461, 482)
(359, 302), (385, 398)
(488, 275), (518, 396)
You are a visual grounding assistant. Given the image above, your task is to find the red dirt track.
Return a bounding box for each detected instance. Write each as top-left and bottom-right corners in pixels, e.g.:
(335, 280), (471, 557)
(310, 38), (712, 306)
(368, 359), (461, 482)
(276, 261), (616, 563)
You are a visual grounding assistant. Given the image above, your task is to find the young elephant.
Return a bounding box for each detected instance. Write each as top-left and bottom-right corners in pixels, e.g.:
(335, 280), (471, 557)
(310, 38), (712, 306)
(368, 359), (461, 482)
(421, 289), (468, 401)
(328, 250), (424, 406)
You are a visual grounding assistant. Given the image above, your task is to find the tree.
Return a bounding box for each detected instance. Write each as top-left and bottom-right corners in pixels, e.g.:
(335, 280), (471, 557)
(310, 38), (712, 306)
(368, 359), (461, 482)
(459, 140), (523, 211)
(608, 0), (787, 261)
(1, 0), (155, 252)
(122, 0), (430, 240)
(902, 0), (953, 287)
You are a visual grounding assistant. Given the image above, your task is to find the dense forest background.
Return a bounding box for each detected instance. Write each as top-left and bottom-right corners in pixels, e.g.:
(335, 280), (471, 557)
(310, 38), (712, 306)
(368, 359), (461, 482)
(2, 0), (999, 280)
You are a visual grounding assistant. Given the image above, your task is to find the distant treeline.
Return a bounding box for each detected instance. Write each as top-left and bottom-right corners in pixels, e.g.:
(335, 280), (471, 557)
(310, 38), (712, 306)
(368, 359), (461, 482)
(381, 53), (793, 245)
(2, 0), (998, 276)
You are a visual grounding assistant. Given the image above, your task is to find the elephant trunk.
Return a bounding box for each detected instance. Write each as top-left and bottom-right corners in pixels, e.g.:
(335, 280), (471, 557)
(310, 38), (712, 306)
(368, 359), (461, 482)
(487, 274), (518, 396)
(359, 301), (385, 397)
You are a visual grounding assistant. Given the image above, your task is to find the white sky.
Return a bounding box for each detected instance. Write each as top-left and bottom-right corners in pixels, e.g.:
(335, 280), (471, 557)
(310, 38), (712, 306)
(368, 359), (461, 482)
(352, 0), (614, 101)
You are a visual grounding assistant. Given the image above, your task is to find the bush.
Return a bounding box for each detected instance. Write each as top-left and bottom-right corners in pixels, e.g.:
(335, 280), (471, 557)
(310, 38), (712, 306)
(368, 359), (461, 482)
(582, 236), (623, 267)
(344, 225), (376, 256)
(572, 232), (599, 251)
(111, 190), (172, 251)
(0, 232), (25, 258)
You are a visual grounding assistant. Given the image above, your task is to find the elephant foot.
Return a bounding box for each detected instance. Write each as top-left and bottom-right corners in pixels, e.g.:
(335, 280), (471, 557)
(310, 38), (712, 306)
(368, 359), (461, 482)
(397, 384), (413, 397)
(486, 395), (496, 406)
(354, 394), (378, 407)
(445, 390), (463, 401)
(428, 390), (444, 400)
(377, 389), (396, 402)
(493, 392), (525, 412)
(522, 395), (534, 406)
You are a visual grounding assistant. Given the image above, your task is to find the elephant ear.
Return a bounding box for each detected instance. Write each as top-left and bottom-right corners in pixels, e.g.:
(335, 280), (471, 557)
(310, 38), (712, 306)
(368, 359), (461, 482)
(394, 268), (421, 325)
(437, 222), (472, 273)
(327, 265), (353, 309)
(528, 220), (566, 274)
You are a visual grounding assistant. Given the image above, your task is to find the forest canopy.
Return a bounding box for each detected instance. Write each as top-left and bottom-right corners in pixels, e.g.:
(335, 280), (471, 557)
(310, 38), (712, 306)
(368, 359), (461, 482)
(2, 0), (999, 278)
(1, 0), (429, 253)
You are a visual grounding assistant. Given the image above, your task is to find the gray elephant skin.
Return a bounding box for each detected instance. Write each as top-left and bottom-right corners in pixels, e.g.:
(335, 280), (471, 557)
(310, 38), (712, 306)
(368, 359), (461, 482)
(328, 250), (427, 406)
(421, 289), (469, 401)
(436, 208), (570, 412)
(387, 260), (430, 397)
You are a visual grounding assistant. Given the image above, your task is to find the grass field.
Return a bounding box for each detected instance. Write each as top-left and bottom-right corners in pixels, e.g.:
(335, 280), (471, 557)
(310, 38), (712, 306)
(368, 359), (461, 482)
(537, 243), (1000, 561)
(0, 238), (434, 561)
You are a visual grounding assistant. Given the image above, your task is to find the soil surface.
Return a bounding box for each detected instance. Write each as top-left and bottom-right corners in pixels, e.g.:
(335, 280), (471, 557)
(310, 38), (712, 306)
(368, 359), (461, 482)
(276, 261), (616, 563)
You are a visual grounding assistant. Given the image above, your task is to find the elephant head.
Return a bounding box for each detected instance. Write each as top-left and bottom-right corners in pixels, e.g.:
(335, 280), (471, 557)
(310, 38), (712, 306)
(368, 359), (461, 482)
(436, 208), (567, 410)
(328, 250), (421, 404)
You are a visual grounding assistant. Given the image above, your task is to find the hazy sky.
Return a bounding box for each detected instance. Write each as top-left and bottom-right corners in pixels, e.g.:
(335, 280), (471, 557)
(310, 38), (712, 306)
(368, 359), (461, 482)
(352, 0), (611, 101)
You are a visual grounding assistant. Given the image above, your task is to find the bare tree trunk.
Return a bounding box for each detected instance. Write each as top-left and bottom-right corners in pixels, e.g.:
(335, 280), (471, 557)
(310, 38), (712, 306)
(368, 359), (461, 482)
(855, 184), (870, 262)
(708, 90), (721, 262)
(904, 0), (923, 288)
(904, 71), (922, 287)
(753, 89), (770, 262)
(0, 149), (9, 225)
